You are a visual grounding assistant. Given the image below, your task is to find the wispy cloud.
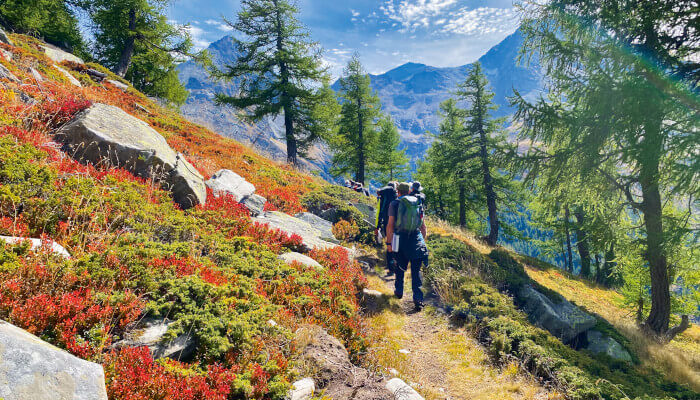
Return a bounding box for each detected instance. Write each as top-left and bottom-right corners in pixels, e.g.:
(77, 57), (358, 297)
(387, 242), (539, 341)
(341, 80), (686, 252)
(204, 19), (233, 32)
(182, 24), (211, 50)
(442, 7), (518, 35)
(381, 0), (457, 32)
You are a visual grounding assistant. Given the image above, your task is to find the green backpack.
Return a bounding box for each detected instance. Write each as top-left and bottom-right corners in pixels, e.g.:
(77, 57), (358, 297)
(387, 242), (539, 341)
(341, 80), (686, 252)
(396, 196), (422, 233)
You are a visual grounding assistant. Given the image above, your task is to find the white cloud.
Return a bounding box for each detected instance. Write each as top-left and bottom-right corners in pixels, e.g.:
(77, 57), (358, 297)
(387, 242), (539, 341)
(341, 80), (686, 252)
(183, 24), (211, 50)
(350, 9), (360, 17)
(382, 0), (457, 32)
(442, 7), (519, 35)
(204, 19), (233, 32)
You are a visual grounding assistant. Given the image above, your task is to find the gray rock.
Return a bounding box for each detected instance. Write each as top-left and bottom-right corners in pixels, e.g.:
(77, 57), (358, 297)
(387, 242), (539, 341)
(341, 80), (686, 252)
(241, 194), (266, 216)
(0, 27), (12, 46)
(518, 284), (597, 343)
(0, 63), (18, 82)
(288, 377), (314, 400)
(295, 212), (338, 243)
(585, 330), (632, 362)
(0, 319), (108, 400)
(0, 235), (71, 258)
(41, 44), (83, 65)
(361, 288), (389, 314)
(106, 79), (128, 91)
(278, 252), (323, 269)
(86, 69), (107, 82)
(117, 318), (195, 360)
(351, 202), (376, 226)
(386, 378), (424, 400)
(56, 103), (206, 209)
(55, 65), (82, 87)
(29, 67), (43, 83)
(205, 169), (255, 201)
(0, 48), (12, 61)
(255, 211), (343, 251)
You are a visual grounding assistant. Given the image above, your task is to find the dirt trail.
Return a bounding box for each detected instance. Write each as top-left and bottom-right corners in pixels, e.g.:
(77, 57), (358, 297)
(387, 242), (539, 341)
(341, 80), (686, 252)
(363, 266), (554, 400)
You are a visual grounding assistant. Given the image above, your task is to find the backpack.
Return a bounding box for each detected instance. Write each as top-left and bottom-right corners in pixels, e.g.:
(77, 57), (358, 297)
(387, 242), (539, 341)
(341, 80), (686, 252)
(376, 186), (397, 229)
(396, 195), (422, 233)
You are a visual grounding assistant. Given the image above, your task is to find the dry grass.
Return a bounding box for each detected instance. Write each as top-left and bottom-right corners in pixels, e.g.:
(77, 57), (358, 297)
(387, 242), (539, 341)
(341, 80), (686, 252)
(425, 217), (492, 254)
(364, 275), (556, 400)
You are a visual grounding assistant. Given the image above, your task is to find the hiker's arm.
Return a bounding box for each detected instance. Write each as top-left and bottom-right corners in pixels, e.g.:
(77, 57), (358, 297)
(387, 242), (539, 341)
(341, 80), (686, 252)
(386, 215), (395, 251)
(420, 220), (427, 238)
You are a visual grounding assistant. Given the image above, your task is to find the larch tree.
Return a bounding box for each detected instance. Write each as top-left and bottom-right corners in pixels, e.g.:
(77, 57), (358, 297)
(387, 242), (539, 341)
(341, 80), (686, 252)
(514, 0), (699, 340)
(215, 0), (329, 165)
(370, 117), (409, 183)
(329, 55), (381, 185)
(88, 0), (199, 105)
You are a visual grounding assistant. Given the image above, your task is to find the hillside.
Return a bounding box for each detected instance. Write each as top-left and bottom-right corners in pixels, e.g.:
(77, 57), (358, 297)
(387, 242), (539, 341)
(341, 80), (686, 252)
(1, 28), (698, 400)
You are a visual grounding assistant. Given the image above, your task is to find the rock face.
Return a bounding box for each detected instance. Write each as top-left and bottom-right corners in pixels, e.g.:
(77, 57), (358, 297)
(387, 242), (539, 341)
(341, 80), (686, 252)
(296, 326), (392, 399)
(518, 284), (597, 343)
(294, 212), (338, 243)
(0, 236), (71, 258)
(205, 169), (255, 201)
(0, 63), (18, 82)
(352, 202), (376, 226)
(254, 211), (342, 251)
(278, 252), (323, 269)
(0, 27), (12, 46)
(0, 319), (108, 400)
(288, 378), (315, 400)
(54, 65), (81, 87)
(585, 330), (632, 362)
(116, 318), (196, 360)
(1, 47), (12, 61)
(56, 103), (206, 209)
(241, 193), (266, 216)
(386, 378), (424, 400)
(41, 44), (84, 64)
(30, 67), (43, 82)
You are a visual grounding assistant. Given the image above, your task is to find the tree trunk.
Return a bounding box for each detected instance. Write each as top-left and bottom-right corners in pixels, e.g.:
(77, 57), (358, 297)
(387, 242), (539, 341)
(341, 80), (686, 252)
(564, 206), (574, 273)
(603, 243), (616, 287)
(273, 0), (297, 166)
(114, 8), (137, 77)
(356, 97), (364, 184)
(458, 181), (466, 228)
(574, 208), (591, 278)
(479, 130), (498, 245)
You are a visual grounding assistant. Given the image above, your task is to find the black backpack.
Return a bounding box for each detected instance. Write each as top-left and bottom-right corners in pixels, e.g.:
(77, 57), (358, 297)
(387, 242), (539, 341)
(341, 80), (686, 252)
(376, 186), (397, 229)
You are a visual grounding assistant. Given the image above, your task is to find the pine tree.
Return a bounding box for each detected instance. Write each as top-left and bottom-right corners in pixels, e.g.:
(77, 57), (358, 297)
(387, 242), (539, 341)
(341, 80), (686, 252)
(515, 0), (699, 339)
(88, 0), (199, 105)
(370, 117), (409, 182)
(329, 55), (381, 184)
(215, 0), (329, 165)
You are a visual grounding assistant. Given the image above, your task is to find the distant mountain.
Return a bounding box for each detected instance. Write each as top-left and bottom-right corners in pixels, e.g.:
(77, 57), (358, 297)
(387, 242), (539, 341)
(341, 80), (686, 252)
(333, 28), (543, 166)
(177, 29), (542, 178)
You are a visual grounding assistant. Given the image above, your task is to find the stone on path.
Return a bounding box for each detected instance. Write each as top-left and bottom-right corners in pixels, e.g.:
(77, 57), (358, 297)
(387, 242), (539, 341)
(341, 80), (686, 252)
(56, 103), (206, 209)
(0, 319), (108, 400)
(386, 378), (424, 400)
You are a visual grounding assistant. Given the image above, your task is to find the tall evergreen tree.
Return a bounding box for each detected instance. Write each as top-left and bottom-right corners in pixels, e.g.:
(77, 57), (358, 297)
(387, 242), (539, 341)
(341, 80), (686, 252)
(88, 0), (198, 105)
(514, 0), (699, 339)
(215, 0), (328, 165)
(370, 117), (409, 183)
(329, 55), (381, 184)
(0, 0), (84, 53)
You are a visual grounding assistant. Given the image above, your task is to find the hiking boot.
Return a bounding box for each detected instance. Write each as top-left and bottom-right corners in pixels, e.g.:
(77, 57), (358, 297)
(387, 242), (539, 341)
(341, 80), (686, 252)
(413, 302), (424, 312)
(394, 291), (403, 299)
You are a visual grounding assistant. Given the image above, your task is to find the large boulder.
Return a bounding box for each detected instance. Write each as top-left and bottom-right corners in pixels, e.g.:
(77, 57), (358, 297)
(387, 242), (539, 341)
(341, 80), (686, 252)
(585, 330), (632, 362)
(294, 212), (338, 243)
(205, 169), (255, 201)
(242, 193), (266, 216)
(116, 317), (196, 360)
(0, 27), (12, 46)
(278, 252), (323, 270)
(1, 235), (71, 258)
(296, 326), (391, 399)
(56, 103), (206, 209)
(0, 319), (108, 400)
(254, 211), (343, 251)
(41, 44), (84, 64)
(517, 284), (597, 343)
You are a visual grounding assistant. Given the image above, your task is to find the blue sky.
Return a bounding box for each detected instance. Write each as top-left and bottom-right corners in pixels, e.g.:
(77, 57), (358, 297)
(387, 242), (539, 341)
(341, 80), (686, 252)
(168, 0), (521, 77)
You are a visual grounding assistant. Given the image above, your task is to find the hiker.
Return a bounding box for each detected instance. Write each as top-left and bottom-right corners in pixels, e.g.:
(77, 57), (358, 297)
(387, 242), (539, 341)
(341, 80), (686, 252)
(386, 182), (429, 311)
(376, 181), (398, 275)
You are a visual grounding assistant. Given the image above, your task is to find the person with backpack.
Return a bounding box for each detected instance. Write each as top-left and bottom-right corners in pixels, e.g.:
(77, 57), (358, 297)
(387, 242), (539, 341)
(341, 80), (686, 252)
(386, 182), (429, 311)
(376, 181), (398, 275)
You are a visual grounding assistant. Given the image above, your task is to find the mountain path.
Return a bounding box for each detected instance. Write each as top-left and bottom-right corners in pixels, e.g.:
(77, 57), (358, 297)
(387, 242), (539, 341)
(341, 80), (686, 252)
(363, 260), (554, 400)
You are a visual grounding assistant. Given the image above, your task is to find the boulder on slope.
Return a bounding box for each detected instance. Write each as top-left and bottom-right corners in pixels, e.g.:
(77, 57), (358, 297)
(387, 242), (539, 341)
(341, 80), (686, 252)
(517, 284), (597, 343)
(241, 193), (266, 216)
(0, 63), (18, 82)
(254, 211), (342, 251)
(0, 235), (71, 258)
(56, 103), (206, 209)
(294, 212), (338, 243)
(0, 319), (108, 400)
(115, 317), (196, 360)
(585, 330), (632, 362)
(205, 169), (255, 201)
(54, 65), (81, 87)
(41, 44), (84, 64)
(278, 252), (323, 269)
(0, 27), (12, 46)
